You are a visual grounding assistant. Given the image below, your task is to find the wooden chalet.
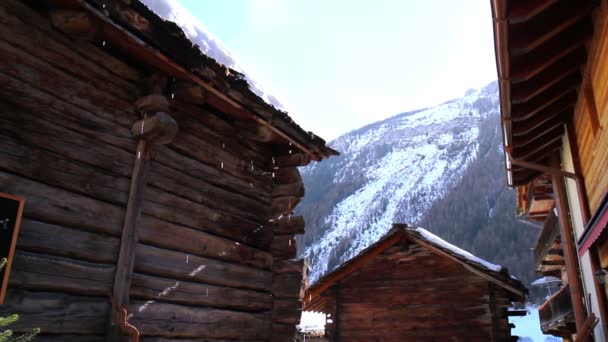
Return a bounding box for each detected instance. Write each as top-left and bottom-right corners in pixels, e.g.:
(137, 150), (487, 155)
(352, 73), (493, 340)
(492, 0), (608, 340)
(0, 0), (338, 340)
(303, 224), (527, 342)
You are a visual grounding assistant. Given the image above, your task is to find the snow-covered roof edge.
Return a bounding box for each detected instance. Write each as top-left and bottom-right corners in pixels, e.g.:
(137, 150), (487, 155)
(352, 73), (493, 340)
(413, 227), (502, 272)
(306, 224), (527, 303)
(79, 0), (338, 160)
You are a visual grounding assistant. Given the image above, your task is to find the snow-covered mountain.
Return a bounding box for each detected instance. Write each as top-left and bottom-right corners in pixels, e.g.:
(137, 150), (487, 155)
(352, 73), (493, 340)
(298, 81), (524, 283)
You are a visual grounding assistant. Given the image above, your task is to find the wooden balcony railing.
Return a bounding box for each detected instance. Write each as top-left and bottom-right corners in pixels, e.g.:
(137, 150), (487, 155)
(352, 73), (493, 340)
(534, 208), (561, 270)
(539, 283), (575, 334)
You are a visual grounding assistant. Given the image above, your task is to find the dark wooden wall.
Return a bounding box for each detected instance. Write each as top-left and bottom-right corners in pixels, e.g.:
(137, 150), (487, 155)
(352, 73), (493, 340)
(307, 245), (514, 342)
(0, 1), (305, 340)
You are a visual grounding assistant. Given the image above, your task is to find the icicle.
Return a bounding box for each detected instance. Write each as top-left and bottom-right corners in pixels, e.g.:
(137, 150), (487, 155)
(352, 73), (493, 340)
(102, 40), (106, 46)
(289, 149), (292, 154)
(220, 162), (224, 169)
(186, 255), (189, 264)
(272, 172), (275, 178)
(171, 93), (175, 99)
(251, 160), (254, 171)
(289, 239), (291, 246)
(272, 157), (275, 165)
(137, 151), (141, 159)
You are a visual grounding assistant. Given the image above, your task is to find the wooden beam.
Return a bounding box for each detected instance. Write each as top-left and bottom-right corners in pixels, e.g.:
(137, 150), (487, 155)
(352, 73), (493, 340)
(510, 27), (589, 83)
(511, 81), (579, 122)
(552, 157), (588, 336)
(49, 9), (99, 39)
(110, 112), (177, 341)
(509, 1), (596, 56)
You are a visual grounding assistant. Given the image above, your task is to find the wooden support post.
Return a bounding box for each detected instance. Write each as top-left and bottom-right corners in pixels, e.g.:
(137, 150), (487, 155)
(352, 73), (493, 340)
(552, 158), (588, 339)
(108, 110), (177, 342)
(334, 282), (341, 342)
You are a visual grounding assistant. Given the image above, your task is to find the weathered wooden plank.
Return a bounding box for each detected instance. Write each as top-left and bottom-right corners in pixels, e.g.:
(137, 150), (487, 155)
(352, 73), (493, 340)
(0, 110), (134, 178)
(1, 0), (140, 83)
(274, 167), (302, 185)
(271, 195), (301, 216)
(170, 106), (270, 168)
(0, 39), (135, 127)
(0, 1), (139, 100)
(126, 302), (271, 340)
(142, 189), (272, 248)
(0, 290), (109, 334)
(17, 219), (119, 264)
(167, 132), (272, 187)
(272, 297), (302, 325)
(148, 160), (270, 218)
(272, 272), (304, 299)
(274, 153), (312, 168)
(0, 76), (136, 153)
(138, 215), (272, 270)
(0, 131), (130, 205)
(134, 244), (272, 291)
(273, 259), (306, 274)
(271, 323), (297, 341)
(130, 273), (272, 312)
(0, 171), (124, 236)
(272, 181), (304, 198)
(9, 251), (114, 296)
(153, 145), (271, 203)
(270, 235), (297, 261)
(269, 216), (305, 236)
(146, 174), (268, 225)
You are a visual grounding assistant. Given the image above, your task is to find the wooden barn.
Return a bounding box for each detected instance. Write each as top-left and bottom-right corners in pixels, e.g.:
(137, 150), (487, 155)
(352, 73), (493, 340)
(0, 0), (338, 340)
(492, 0), (608, 340)
(303, 224), (527, 342)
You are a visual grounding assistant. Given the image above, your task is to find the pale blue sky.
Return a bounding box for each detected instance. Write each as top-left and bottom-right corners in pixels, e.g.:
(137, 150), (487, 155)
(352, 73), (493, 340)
(178, 0), (497, 141)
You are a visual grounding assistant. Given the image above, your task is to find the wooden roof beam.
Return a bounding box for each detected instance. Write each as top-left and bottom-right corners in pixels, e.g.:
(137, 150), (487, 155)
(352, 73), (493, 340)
(508, 0), (559, 24)
(511, 86), (578, 122)
(511, 137), (562, 160)
(509, 1), (597, 56)
(511, 51), (585, 104)
(510, 24), (591, 82)
(511, 123), (564, 148)
(511, 97), (575, 137)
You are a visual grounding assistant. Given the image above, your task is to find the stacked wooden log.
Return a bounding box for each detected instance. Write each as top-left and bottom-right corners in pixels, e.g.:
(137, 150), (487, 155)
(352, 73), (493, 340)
(0, 1), (325, 340)
(268, 153), (310, 340)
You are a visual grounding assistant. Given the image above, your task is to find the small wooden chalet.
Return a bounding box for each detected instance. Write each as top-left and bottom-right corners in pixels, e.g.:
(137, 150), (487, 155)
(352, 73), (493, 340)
(492, 0), (608, 340)
(492, 0), (608, 341)
(303, 224), (527, 342)
(0, 0), (338, 340)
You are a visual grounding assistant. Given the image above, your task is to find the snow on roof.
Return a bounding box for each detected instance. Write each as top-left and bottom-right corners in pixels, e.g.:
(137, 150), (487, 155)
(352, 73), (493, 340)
(297, 311), (327, 335)
(140, 0), (285, 110)
(414, 227), (502, 272)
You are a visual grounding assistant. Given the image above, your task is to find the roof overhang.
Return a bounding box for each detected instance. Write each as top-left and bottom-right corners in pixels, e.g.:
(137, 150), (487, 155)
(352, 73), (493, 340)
(491, 0), (598, 187)
(39, 0), (339, 161)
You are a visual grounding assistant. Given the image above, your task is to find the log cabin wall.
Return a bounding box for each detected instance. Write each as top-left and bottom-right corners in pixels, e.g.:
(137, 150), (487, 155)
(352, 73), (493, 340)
(306, 245), (514, 342)
(572, 2), (608, 213)
(0, 1), (311, 340)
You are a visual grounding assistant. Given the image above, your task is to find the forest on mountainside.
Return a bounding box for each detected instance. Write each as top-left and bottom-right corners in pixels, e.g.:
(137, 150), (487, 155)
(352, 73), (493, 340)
(419, 113), (538, 285)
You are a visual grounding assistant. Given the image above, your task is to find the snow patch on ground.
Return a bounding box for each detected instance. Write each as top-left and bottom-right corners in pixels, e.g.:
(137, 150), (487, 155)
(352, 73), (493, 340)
(510, 306), (562, 342)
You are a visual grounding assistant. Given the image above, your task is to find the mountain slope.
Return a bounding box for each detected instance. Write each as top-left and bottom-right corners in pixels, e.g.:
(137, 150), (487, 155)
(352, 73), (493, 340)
(298, 82), (536, 285)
